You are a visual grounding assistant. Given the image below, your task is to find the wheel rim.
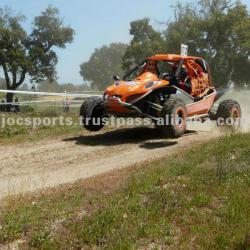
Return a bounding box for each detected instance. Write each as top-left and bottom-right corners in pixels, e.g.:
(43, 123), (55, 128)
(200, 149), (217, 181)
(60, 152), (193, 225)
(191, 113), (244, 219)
(175, 108), (186, 129)
(231, 107), (240, 119)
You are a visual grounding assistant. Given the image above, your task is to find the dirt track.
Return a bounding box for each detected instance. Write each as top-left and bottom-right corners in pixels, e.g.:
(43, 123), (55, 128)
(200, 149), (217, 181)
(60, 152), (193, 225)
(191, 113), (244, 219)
(0, 123), (222, 199)
(0, 90), (248, 199)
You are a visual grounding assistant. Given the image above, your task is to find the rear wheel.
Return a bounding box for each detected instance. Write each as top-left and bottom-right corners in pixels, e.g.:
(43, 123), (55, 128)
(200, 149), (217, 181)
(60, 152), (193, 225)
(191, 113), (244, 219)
(80, 96), (106, 132)
(160, 97), (187, 138)
(216, 99), (241, 127)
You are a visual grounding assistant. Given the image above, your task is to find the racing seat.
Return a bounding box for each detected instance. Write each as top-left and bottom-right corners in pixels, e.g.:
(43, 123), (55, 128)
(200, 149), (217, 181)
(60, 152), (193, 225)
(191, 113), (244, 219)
(186, 59), (210, 98)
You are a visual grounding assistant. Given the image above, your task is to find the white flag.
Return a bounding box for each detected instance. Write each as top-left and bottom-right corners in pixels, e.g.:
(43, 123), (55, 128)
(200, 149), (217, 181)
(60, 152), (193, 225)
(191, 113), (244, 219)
(181, 44), (188, 56)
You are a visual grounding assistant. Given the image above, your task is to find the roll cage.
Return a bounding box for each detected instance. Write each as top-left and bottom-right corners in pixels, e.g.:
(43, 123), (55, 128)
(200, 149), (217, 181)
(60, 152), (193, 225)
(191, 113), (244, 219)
(123, 56), (212, 87)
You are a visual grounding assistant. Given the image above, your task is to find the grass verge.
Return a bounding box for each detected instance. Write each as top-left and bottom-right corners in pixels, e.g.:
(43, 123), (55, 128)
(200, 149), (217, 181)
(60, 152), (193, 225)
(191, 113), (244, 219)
(0, 133), (249, 249)
(0, 113), (83, 144)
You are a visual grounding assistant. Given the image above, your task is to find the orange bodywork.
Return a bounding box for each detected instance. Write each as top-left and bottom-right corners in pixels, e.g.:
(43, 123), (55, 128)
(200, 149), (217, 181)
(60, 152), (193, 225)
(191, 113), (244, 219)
(149, 54), (203, 61)
(104, 54), (216, 117)
(187, 91), (216, 116)
(105, 72), (169, 113)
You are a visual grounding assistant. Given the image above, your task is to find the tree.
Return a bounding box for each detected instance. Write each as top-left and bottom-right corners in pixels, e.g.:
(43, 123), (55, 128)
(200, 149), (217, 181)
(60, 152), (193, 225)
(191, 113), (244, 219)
(80, 43), (127, 90)
(164, 0), (250, 86)
(0, 6), (74, 108)
(36, 81), (92, 92)
(122, 18), (166, 72)
(123, 1), (250, 86)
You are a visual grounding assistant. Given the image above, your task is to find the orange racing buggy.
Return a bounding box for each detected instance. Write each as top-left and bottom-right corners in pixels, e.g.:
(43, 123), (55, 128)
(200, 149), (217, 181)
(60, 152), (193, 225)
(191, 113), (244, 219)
(80, 53), (241, 137)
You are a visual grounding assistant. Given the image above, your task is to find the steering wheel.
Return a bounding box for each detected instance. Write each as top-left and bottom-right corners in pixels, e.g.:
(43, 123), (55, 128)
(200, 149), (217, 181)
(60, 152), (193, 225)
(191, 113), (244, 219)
(162, 73), (178, 85)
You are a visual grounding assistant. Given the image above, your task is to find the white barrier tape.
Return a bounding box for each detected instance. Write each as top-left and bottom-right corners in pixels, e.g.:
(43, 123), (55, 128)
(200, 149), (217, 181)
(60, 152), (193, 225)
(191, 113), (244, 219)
(0, 89), (102, 98)
(0, 100), (84, 105)
(0, 105), (81, 108)
(63, 91), (101, 94)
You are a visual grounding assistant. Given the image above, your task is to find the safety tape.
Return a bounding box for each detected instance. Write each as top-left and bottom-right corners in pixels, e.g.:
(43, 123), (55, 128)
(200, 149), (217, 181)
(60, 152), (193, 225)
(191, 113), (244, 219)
(0, 100), (84, 105)
(0, 89), (102, 98)
(60, 91), (101, 94)
(0, 104), (81, 108)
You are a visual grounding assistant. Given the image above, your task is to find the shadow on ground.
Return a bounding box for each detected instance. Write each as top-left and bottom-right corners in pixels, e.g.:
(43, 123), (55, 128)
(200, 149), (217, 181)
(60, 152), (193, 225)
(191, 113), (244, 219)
(139, 141), (177, 149)
(63, 127), (198, 149)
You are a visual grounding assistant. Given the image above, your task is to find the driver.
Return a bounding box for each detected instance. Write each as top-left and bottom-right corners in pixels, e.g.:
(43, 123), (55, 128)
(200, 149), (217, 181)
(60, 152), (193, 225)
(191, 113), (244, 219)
(177, 65), (192, 94)
(162, 63), (192, 94)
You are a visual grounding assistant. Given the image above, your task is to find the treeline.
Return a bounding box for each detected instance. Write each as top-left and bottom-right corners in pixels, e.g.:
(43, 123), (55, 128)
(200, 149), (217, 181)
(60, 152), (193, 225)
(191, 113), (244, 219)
(0, 78), (93, 96)
(36, 81), (93, 93)
(80, 0), (250, 89)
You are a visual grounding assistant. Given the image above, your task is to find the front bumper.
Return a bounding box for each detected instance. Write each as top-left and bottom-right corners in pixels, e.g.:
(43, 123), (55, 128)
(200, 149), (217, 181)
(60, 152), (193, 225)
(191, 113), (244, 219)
(103, 96), (157, 120)
(103, 96), (143, 115)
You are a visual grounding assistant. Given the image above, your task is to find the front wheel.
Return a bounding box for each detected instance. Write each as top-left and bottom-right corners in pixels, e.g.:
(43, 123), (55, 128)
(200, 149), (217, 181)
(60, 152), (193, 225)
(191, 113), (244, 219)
(80, 96), (106, 132)
(159, 97), (187, 138)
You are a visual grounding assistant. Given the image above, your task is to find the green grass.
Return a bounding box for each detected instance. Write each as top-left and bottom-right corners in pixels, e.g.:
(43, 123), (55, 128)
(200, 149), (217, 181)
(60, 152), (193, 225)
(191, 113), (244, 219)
(0, 112), (83, 144)
(20, 102), (81, 114)
(0, 133), (250, 249)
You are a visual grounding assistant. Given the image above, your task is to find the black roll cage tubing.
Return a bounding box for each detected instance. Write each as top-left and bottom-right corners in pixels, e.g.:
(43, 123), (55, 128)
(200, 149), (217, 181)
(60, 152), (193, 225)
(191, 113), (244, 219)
(123, 59), (185, 81)
(123, 61), (146, 81)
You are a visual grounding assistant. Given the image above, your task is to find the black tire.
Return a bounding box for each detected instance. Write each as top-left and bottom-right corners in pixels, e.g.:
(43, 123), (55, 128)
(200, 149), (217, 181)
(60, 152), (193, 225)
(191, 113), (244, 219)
(80, 96), (106, 132)
(160, 96), (187, 138)
(216, 99), (241, 127)
(208, 109), (217, 121)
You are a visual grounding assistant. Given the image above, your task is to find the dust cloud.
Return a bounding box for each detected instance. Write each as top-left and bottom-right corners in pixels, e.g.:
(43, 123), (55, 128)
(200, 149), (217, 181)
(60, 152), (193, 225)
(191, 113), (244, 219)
(187, 89), (250, 134)
(223, 89), (250, 132)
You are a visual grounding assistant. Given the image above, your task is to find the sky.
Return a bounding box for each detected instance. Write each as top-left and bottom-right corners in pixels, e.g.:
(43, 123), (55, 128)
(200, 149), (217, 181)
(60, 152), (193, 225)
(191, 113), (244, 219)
(1, 0), (250, 85)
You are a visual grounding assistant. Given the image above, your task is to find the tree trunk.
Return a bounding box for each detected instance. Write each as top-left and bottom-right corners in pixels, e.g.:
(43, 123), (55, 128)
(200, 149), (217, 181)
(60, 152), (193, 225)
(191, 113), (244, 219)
(6, 92), (14, 112)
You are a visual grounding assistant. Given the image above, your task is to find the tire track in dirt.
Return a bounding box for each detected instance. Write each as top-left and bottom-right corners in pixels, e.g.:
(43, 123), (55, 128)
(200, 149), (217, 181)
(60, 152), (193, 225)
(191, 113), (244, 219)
(0, 123), (222, 199)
